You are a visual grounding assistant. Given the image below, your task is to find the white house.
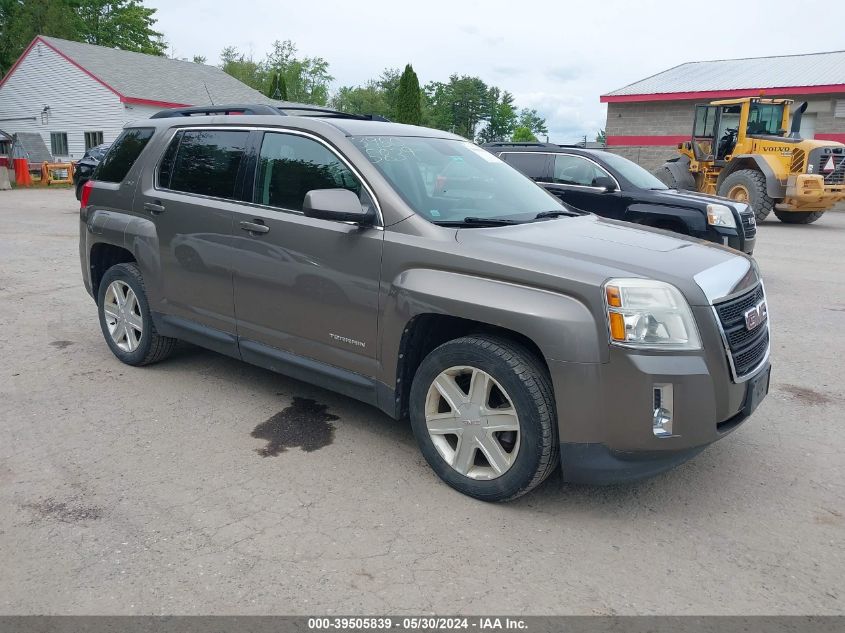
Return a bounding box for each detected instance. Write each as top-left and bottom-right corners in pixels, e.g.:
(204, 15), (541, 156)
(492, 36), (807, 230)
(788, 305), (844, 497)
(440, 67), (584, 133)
(0, 35), (276, 162)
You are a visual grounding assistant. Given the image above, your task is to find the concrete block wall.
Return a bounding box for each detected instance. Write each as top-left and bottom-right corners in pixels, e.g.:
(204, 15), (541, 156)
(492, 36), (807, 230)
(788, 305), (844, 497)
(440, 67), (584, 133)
(606, 101), (696, 137)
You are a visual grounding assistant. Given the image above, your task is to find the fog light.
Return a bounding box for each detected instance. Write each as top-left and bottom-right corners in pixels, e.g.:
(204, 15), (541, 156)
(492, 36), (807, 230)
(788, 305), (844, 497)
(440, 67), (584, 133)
(653, 384), (674, 437)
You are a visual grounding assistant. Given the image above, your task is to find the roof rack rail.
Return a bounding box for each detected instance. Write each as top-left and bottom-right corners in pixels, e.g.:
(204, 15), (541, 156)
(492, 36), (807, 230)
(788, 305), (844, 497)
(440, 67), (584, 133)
(276, 105), (391, 122)
(481, 141), (559, 148)
(151, 103), (391, 122)
(150, 104), (280, 118)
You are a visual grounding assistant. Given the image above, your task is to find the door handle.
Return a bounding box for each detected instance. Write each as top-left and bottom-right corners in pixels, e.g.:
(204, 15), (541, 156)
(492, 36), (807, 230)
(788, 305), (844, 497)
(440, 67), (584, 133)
(144, 201), (165, 215)
(240, 220), (270, 235)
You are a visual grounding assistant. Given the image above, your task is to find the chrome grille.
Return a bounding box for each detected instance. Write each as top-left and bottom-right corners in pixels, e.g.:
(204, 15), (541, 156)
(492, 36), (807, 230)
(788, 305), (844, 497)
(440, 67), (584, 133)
(714, 284), (769, 380)
(738, 208), (756, 238)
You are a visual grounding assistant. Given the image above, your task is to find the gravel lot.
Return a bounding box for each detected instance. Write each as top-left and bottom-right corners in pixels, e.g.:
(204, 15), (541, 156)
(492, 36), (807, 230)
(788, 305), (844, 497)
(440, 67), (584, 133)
(1, 188), (843, 615)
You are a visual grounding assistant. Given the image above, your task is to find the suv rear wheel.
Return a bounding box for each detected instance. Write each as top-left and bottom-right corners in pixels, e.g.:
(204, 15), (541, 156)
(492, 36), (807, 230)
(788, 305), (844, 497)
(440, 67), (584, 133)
(409, 336), (558, 501)
(97, 263), (176, 366)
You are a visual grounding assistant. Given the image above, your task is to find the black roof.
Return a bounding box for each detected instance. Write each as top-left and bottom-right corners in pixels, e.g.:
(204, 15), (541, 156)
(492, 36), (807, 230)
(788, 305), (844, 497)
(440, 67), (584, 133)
(150, 103), (390, 122)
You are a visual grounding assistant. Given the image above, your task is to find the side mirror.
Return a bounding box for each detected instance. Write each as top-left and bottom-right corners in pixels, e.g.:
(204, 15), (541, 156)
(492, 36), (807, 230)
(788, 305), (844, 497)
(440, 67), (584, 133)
(302, 188), (372, 224)
(593, 176), (617, 192)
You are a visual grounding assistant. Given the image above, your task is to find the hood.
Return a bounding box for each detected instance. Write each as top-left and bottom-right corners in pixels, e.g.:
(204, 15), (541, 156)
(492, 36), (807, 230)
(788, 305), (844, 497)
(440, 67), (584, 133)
(652, 188), (746, 211)
(455, 215), (756, 305)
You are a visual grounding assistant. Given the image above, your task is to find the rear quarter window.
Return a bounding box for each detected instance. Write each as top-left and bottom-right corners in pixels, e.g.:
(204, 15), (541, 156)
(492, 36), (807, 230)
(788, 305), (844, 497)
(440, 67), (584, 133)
(94, 128), (154, 183)
(500, 152), (551, 181)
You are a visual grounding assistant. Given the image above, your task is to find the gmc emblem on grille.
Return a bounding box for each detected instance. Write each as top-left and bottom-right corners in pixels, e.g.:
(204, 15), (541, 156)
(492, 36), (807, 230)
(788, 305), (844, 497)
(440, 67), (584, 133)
(744, 301), (768, 331)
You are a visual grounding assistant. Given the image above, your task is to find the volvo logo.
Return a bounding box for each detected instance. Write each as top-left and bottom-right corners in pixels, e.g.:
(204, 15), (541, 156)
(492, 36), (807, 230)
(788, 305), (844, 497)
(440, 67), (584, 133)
(744, 301), (768, 331)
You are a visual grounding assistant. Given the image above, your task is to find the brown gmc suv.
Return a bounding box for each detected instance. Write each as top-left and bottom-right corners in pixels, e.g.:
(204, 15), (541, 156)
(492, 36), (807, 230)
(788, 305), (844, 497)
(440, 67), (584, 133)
(79, 104), (771, 501)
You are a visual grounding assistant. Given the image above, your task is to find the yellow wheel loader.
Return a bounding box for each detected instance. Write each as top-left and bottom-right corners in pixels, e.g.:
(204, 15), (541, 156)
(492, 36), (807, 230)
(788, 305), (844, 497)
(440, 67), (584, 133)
(656, 98), (845, 224)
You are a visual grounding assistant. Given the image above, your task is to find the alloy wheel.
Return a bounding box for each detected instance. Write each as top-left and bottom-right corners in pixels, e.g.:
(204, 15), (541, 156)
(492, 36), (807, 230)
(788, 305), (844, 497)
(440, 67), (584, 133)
(103, 280), (143, 352)
(424, 366), (521, 480)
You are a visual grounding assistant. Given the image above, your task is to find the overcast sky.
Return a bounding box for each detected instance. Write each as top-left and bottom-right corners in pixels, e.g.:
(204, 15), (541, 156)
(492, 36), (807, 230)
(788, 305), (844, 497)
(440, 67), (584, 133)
(147, 0), (845, 143)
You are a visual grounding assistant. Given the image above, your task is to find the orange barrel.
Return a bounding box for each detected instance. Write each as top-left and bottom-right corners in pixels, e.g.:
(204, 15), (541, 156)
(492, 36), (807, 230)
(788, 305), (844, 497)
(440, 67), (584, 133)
(13, 158), (30, 186)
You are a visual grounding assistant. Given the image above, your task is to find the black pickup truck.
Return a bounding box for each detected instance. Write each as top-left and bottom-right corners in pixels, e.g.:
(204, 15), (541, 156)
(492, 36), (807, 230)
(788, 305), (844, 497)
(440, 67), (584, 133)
(483, 142), (756, 255)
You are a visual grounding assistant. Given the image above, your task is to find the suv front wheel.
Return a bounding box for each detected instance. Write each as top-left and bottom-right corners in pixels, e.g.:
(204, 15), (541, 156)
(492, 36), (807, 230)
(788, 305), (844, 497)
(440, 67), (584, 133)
(409, 336), (558, 501)
(97, 263), (177, 366)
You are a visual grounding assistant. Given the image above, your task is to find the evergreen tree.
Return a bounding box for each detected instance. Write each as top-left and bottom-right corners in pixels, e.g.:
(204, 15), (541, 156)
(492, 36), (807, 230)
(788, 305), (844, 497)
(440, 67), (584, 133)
(395, 64), (422, 125)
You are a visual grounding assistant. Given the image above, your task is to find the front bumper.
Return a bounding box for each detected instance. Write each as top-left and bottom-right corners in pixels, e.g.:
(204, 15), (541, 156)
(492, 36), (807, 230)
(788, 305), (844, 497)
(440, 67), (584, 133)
(558, 360), (770, 484)
(782, 175), (845, 211)
(548, 321), (770, 484)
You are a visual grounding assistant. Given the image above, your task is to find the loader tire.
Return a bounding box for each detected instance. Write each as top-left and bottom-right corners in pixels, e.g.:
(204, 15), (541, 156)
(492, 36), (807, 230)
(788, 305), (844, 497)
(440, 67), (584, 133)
(718, 169), (774, 222)
(654, 162), (696, 191)
(773, 210), (825, 224)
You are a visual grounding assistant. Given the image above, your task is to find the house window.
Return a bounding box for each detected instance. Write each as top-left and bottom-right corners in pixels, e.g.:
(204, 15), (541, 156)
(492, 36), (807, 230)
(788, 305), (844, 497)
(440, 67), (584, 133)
(835, 100), (845, 118)
(84, 131), (104, 151)
(50, 132), (68, 156)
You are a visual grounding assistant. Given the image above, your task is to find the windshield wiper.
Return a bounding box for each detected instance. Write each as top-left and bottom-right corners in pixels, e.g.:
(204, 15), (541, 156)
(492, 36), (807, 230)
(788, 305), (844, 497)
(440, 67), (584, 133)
(432, 217), (523, 227)
(533, 209), (582, 219)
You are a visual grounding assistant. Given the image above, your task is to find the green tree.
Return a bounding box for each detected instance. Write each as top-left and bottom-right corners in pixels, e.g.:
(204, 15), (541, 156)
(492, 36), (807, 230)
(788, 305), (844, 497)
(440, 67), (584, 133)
(329, 83), (389, 117)
(266, 71), (280, 99)
(476, 88), (517, 143)
(192, 54), (206, 64)
(377, 67), (401, 119)
(220, 45), (266, 91)
(516, 108), (548, 137)
(264, 39), (333, 105)
(596, 129), (607, 144)
(395, 63), (422, 125)
(1, 0), (165, 77)
(76, 0), (164, 54)
(512, 126), (538, 142)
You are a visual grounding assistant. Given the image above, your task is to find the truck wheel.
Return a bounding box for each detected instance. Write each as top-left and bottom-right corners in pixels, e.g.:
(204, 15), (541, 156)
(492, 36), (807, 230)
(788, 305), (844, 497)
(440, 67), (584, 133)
(97, 263), (177, 366)
(654, 162), (695, 191)
(773, 210), (825, 224)
(718, 169), (774, 222)
(409, 336), (558, 502)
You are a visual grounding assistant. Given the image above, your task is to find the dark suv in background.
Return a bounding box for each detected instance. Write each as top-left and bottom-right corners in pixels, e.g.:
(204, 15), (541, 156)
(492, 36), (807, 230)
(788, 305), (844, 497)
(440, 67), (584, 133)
(78, 106), (770, 501)
(483, 142), (756, 255)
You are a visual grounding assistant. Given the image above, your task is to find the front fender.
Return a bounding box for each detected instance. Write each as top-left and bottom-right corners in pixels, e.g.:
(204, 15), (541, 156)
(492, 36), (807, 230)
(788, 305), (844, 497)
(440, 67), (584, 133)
(381, 268), (606, 377)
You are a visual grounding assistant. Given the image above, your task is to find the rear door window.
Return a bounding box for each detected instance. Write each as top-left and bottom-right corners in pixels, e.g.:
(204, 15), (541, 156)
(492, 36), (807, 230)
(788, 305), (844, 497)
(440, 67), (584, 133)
(95, 128), (154, 183)
(166, 129), (249, 199)
(499, 152), (551, 181)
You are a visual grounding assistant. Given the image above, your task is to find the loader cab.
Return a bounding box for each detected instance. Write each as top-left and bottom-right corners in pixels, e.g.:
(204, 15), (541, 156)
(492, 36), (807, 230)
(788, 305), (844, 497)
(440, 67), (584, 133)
(691, 103), (739, 163)
(691, 98), (794, 163)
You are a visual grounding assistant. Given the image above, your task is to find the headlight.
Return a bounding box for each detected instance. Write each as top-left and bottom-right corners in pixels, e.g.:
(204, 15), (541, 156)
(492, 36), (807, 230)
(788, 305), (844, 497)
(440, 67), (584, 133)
(706, 203), (737, 228)
(604, 278), (701, 350)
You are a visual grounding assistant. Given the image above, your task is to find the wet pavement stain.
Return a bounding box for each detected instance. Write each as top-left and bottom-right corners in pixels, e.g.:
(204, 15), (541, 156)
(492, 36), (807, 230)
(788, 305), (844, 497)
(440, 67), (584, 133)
(24, 498), (103, 523)
(49, 340), (74, 349)
(780, 384), (832, 406)
(251, 397), (339, 457)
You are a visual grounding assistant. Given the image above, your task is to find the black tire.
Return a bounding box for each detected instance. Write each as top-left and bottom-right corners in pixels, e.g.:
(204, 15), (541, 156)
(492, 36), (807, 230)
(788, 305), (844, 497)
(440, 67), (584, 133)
(409, 335), (558, 502)
(654, 162), (695, 191)
(718, 169), (774, 222)
(97, 262), (177, 366)
(773, 210), (825, 224)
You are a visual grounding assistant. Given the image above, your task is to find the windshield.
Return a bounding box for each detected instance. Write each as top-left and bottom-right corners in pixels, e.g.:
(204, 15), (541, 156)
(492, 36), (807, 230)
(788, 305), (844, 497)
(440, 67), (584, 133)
(597, 151), (668, 190)
(350, 136), (566, 223)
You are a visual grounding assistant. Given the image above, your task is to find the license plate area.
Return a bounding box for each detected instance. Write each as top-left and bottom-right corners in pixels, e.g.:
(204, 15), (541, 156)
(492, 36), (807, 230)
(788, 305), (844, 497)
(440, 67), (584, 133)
(745, 365), (771, 416)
